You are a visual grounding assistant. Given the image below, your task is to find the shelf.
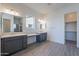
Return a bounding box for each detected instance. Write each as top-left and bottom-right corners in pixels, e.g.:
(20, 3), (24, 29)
(65, 31), (77, 32)
(65, 21), (77, 24)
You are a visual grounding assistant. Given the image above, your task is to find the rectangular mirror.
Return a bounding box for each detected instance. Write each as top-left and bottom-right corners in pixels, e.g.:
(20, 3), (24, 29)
(26, 17), (35, 29)
(0, 13), (23, 33)
(14, 16), (22, 32)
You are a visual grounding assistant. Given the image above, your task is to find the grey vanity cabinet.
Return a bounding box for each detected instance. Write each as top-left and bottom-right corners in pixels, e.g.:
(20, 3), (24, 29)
(41, 33), (47, 41)
(6, 37), (23, 54)
(36, 33), (47, 43)
(1, 36), (23, 56)
(42, 33), (47, 41)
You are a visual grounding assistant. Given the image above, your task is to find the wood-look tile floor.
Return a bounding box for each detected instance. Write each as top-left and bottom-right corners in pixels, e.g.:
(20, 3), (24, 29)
(12, 41), (79, 56)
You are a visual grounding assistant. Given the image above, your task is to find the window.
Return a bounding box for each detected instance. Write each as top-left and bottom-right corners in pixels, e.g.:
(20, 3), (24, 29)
(26, 17), (35, 29)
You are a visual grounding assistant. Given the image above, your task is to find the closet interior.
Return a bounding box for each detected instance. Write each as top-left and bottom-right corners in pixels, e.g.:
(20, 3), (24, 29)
(65, 12), (77, 47)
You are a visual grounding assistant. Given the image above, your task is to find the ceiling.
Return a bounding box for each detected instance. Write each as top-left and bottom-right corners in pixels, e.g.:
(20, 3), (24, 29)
(0, 3), (42, 16)
(24, 3), (72, 15)
(1, 3), (78, 16)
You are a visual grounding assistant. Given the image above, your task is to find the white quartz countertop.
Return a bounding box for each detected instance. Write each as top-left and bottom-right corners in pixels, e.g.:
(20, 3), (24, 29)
(1, 32), (47, 38)
(1, 34), (38, 38)
(1, 34), (27, 38)
(27, 33), (40, 37)
(1, 33), (39, 38)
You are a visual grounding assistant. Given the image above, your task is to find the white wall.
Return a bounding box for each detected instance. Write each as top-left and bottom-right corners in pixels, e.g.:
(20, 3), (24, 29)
(47, 10), (65, 44)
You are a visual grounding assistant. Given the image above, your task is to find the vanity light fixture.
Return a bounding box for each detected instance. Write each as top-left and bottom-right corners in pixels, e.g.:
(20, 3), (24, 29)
(38, 19), (46, 24)
(3, 8), (20, 16)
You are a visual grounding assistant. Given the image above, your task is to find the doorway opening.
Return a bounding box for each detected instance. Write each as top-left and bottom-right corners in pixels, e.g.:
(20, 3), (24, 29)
(64, 12), (77, 48)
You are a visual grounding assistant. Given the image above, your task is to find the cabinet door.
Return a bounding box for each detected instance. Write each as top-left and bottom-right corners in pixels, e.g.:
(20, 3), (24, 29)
(45, 33), (47, 40)
(5, 37), (22, 55)
(41, 33), (44, 41)
(41, 33), (43, 42)
(43, 33), (47, 41)
(41, 33), (47, 41)
(23, 36), (27, 48)
(1, 38), (6, 56)
(17, 36), (23, 50)
(36, 35), (41, 43)
(36, 33), (47, 43)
